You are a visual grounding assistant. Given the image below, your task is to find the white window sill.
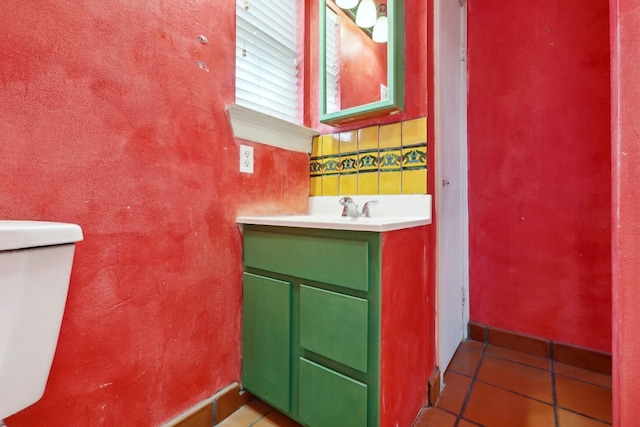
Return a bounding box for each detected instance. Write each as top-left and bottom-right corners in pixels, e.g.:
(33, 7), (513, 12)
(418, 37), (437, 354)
(225, 104), (318, 153)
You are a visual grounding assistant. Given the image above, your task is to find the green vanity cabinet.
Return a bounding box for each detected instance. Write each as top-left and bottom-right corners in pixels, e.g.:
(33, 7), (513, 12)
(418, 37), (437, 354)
(241, 225), (382, 427)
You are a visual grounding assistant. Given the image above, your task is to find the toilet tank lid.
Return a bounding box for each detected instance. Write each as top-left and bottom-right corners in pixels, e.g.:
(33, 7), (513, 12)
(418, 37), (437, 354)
(0, 221), (83, 251)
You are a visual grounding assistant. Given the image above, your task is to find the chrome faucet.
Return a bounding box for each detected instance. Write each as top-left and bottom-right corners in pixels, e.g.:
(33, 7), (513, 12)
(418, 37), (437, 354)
(339, 197), (379, 218)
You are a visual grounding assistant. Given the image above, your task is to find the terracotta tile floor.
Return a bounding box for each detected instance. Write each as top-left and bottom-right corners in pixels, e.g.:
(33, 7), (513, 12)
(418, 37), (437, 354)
(416, 340), (612, 427)
(216, 340), (612, 427)
(216, 398), (303, 427)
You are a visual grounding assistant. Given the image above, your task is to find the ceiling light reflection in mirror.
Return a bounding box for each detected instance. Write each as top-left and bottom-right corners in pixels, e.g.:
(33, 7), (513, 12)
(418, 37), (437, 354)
(333, 0), (388, 43)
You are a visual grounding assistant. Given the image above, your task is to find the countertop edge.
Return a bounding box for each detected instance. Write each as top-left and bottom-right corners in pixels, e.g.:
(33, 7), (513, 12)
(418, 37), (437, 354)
(236, 216), (432, 232)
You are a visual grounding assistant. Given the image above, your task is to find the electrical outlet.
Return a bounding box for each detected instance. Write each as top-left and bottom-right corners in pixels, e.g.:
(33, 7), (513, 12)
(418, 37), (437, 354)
(239, 144), (254, 173)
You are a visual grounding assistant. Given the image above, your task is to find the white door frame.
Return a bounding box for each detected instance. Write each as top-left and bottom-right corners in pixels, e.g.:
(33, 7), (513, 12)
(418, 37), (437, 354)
(434, 0), (470, 381)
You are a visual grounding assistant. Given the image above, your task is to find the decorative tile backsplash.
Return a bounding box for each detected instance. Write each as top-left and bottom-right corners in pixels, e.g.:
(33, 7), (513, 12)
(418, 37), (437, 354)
(310, 117), (427, 196)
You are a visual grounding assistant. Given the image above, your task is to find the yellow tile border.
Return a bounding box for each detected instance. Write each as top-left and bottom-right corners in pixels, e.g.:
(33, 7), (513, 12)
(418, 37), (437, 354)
(358, 126), (379, 151)
(322, 156), (341, 175)
(379, 149), (403, 171)
(402, 145), (427, 170)
(339, 130), (358, 150)
(379, 122), (402, 150)
(312, 118), (427, 196)
(401, 117), (427, 146)
(311, 136), (322, 158)
(358, 152), (379, 173)
(321, 134), (339, 156)
(402, 169), (427, 195)
(339, 153), (358, 174)
(339, 173), (358, 195)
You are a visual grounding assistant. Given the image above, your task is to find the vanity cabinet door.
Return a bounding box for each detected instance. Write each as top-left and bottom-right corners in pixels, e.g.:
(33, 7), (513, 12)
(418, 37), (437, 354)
(242, 272), (291, 412)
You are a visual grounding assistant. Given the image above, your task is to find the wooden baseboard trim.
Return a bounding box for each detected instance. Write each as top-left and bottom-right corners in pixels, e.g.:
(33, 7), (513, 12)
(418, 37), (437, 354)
(428, 368), (441, 407)
(212, 382), (254, 424)
(163, 382), (254, 427)
(468, 321), (611, 374)
(162, 396), (214, 427)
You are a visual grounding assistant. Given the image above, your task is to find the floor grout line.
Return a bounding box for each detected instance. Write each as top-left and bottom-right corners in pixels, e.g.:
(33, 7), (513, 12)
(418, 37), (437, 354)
(454, 341), (487, 426)
(247, 408), (273, 427)
(481, 352), (552, 371)
(470, 377), (555, 407)
(551, 358), (559, 427)
(553, 372), (613, 389)
(555, 406), (613, 425)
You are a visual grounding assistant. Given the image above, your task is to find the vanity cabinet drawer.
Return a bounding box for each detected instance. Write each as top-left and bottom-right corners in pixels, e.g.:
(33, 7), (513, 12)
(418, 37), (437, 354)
(243, 230), (369, 292)
(299, 358), (368, 427)
(299, 285), (368, 372)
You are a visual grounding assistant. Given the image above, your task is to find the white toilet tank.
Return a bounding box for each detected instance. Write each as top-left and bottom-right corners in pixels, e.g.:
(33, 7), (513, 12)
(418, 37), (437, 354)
(0, 221), (83, 420)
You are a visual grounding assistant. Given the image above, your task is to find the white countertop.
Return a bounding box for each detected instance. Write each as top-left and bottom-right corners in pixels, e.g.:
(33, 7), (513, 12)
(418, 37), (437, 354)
(236, 195), (432, 232)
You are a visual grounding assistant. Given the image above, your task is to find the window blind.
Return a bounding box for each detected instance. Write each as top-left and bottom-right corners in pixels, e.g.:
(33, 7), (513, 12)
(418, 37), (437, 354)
(325, 8), (341, 114)
(236, 0), (302, 124)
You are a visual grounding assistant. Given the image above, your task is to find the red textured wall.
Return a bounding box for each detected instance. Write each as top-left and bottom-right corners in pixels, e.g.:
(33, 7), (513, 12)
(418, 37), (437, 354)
(467, 0), (612, 352)
(0, 1), (308, 425)
(610, 0), (640, 423)
(380, 226), (432, 427)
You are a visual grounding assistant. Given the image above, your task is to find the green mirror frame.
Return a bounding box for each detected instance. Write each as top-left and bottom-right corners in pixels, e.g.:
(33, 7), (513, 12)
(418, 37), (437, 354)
(319, 0), (405, 125)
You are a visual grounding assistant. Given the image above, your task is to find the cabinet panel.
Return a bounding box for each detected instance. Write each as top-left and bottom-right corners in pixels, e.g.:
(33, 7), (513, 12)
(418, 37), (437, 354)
(300, 285), (368, 373)
(244, 230), (369, 291)
(242, 273), (291, 412)
(299, 358), (368, 427)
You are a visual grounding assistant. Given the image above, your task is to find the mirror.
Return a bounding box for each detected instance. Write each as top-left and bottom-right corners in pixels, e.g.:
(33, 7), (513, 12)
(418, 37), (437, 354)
(320, 0), (404, 125)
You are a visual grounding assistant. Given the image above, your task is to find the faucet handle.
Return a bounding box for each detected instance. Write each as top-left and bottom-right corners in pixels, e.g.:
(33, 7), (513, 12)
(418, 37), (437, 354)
(361, 200), (379, 218)
(339, 197), (354, 206)
(339, 197), (359, 218)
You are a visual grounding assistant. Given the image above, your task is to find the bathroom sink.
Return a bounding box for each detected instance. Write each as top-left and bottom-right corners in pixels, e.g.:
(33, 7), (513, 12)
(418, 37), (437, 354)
(237, 195), (431, 232)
